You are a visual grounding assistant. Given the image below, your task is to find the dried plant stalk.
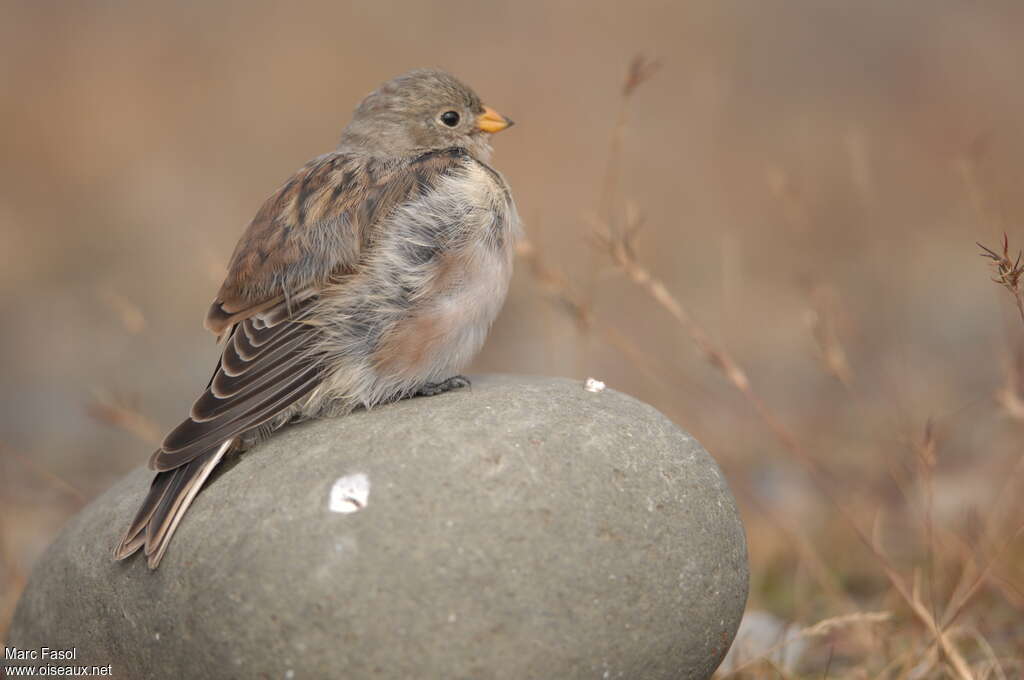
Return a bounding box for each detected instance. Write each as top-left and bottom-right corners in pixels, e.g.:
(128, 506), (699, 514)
(85, 389), (162, 446)
(720, 611), (892, 677)
(979, 235), (1024, 324)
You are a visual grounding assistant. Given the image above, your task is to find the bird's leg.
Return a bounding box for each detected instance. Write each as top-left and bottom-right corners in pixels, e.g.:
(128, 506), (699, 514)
(417, 375), (471, 397)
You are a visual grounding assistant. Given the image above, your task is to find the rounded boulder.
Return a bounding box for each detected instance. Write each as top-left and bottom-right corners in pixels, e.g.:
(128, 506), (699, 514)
(6, 374), (748, 679)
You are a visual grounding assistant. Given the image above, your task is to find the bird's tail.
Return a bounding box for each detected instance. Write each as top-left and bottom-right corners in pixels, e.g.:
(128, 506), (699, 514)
(114, 439), (232, 569)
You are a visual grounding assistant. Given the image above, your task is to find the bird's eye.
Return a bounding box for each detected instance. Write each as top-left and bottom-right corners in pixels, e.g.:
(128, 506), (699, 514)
(440, 111), (460, 127)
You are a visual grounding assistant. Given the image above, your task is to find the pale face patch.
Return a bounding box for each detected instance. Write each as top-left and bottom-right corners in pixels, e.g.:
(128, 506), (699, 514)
(329, 473), (371, 513)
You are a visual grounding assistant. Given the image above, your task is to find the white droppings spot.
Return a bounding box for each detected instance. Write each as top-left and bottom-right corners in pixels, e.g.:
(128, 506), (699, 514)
(285, 671), (295, 679)
(584, 377), (606, 393)
(154, 632), (160, 641)
(329, 473), (370, 513)
(447, 612), (458, 623)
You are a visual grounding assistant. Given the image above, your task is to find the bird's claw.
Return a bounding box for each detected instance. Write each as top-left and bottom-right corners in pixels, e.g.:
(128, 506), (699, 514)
(417, 375), (471, 397)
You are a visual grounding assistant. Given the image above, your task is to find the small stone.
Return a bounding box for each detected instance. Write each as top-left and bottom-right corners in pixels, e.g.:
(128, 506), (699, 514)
(6, 375), (748, 679)
(584, 377), (607, 392)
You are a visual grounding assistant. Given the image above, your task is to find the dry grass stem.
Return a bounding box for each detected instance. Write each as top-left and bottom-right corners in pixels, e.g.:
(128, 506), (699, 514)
(855, 516), (975, 680)
(85, 389), (163, 447)
(720, 611), (892, 677)
(96, 285), (147, 335)
(516, 237), (679, 397)
(978, 235), (1024, 325)
(593, 222), (753, 396)
(941, 519), (1024, 631)
(516, 238), (592, 330)
(806, 285), (854, 387)
(601, 55), (661, 233)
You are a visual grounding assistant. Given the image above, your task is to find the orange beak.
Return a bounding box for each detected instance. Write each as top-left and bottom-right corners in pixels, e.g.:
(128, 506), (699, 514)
(476, 105), (514, 133)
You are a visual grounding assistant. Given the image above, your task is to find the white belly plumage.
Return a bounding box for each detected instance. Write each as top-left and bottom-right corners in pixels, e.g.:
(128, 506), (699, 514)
(303, 158), (518, 413)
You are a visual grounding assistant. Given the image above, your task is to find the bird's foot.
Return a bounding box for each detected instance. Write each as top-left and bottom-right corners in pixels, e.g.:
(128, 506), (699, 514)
(417, 375), (471, 397)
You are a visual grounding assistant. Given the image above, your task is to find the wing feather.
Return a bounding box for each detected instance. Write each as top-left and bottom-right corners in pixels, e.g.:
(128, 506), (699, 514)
(205, 148), (471, 336)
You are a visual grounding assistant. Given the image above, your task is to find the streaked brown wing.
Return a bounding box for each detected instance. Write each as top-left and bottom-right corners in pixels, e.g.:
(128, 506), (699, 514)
(204, 150), (370, 336)
(205, 149), (466, 336)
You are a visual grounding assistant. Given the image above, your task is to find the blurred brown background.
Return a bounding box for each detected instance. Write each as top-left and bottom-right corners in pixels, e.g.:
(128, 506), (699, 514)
(2, 1), (1023, 676)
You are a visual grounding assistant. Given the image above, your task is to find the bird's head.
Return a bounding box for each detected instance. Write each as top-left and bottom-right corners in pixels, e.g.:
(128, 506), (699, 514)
(338, 68), (513, 162)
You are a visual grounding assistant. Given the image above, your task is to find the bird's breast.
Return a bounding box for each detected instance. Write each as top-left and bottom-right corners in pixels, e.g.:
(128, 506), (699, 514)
(371, 161), (516, 381)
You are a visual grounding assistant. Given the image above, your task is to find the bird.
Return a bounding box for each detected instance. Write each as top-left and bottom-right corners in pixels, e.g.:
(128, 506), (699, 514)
(114, 68), (519, 569)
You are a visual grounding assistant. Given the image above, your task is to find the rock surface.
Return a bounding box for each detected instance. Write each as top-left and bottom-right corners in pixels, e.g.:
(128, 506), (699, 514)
(6, 375), (747, 679)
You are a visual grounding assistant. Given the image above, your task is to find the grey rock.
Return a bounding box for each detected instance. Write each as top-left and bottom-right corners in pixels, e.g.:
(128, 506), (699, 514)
(6, 375), (747, 679)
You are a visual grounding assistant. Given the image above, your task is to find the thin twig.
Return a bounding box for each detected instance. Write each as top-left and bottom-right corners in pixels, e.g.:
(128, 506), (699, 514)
(720, 611), (892, 677)
(600, 55), (661, 234)
(941, 519), (1024, 631)
(978, 235), (1024, 325)
(85, 389), (162, 446)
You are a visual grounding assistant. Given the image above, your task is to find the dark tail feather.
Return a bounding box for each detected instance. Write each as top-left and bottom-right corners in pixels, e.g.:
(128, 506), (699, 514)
(113, 469), (177, 558)
(114, 439), (232, 569)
